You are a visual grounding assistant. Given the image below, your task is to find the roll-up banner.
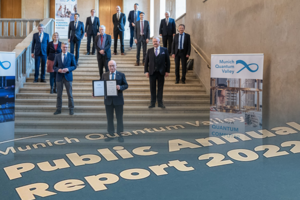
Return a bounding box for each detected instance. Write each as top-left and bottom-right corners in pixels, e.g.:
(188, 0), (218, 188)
(0, 52), (16, 161)
(55, 0), (78, 39)
(210, 54), (264, 138)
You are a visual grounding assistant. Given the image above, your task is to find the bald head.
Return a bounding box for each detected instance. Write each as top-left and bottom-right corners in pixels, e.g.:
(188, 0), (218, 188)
(108, 60), (117, 73)
(116, 6), (121, 13)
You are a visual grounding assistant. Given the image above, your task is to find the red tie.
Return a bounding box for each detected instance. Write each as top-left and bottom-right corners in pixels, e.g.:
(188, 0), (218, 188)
(101, 35), (103, 44)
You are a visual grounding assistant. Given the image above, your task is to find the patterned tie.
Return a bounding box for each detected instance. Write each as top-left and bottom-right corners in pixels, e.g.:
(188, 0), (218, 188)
(155, 48), (158, 56)
(180, 34), (183, 50)
(141, 21), (144, 35)
(112, 73), (115, 80)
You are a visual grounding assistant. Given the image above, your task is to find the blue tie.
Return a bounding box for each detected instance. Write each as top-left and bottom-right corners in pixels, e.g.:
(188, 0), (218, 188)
(180, 34), (183, 50)
(75, 21), (77, 29)
(155, 48), (158, 56)
(64, 54), (67, 65)
(39, 33), (42, 41)
(112, 73), (115, 80)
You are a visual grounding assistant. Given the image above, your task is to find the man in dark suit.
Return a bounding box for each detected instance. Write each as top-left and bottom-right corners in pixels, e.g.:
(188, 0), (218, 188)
(68, 13), (84, 65)
(85, 9), (100, 55)
(53, 43), (77, 115)
(102, 60), (128, 141)
(134, 12), (150, 66)
(128, 3), (141, 50)
(159, 11), (176, 55)
(112, 6), (126, 55)
(144, 37), (170, 108)
(172, 24), (191, 84)
(95, 25), (112, 79)
(31, 24), (50, 82)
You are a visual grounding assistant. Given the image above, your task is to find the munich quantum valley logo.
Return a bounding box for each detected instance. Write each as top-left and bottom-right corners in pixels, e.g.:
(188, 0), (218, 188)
(214, 60), (259, 75)
(0, 61), (11, 70)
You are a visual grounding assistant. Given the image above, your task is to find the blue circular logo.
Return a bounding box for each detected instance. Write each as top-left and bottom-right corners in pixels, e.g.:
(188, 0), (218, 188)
(0, 61), (11, 70)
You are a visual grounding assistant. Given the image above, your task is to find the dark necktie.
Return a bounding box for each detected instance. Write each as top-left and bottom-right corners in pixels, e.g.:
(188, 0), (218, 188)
(180, 34), (183, 50)
(39, 33), (42, 42)
(141, 21), (144, 35)
(75, 21), (77, 29)
(64, 54), (67, 65)
(101, 35), (103, 45)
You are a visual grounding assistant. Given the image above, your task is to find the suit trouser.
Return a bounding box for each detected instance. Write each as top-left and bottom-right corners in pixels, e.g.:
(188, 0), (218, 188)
(130, 27), (135, 47)
(56, 77), (74, 110)
(87, 33), (96, 54)
(70, 37), (81, 63)
(150, 71), (165, 104)
(34, 53), (47, 80)
(113, 29), (125, 53)
(163, 35), (173, 54)
(175, 50), (188, 82)
(105, 104), (124, 134)
(49, 72), (57, 88)
(97, 53), (110, 79)
(136, 38), (147, 63)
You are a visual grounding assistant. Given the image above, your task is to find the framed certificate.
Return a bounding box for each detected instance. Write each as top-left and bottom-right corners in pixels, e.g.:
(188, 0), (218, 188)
(93, 80), (105, 97)
(106, 80), (118, 96)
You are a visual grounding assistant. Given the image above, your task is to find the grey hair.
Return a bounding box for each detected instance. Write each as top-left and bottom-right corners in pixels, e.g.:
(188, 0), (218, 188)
(165, 11), (170, 15)
(62, 42), (68, 46)
(152, 37), (160, 42)
(100, 25), (106, 29)
(38, 24), (44, 28)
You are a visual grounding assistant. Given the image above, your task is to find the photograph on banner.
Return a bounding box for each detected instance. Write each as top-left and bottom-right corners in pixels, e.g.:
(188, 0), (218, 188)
(210, 54), (264, 139)
(0, 76), (15, 124)
(55, 0), (77, 39)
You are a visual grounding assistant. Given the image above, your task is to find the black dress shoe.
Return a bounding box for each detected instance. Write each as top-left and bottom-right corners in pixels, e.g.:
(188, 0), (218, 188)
(182, 80), (186, 84)
(41, 79), (46, 83)
(175, 81), (179, 84)
(69, 110), (74, 115)
(50, 88), (53, 94)
(86, 52), (90, 55)
(148, 104), (155, 108)
(54, 87), (57, 93)
(158, 103), (166, 108)
(33, 79), (38, 83)
(54, 110), (61, 115)
(92, 53), (95, 55)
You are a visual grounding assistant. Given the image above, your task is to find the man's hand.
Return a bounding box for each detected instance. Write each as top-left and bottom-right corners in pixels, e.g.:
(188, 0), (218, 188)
(172, 54), (175, 58)
(100, 50), (105, 54)
(63, 68), (69, 73)
(134, 39), (137, 44)
(145, 72), (149, 78)
(116, 85), (121, 90)
(146, 39), (149, 43)
(31, 53), (34, 58)
(186, 55), (190, 58)
(173, 34), (175, 37)
(84, 33), (87, 37)
(132, 23), (135, 27)
(58, 69), (63, 73)
(165, 72), (169, 77)
(159, 34), (162, 36)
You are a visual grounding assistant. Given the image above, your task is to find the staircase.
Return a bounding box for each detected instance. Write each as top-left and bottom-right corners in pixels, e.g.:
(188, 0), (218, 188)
(15, 40), (210, 135)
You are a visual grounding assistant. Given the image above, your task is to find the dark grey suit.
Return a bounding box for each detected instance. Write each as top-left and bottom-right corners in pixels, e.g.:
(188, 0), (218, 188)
(134, 20), (150, 63)
(112, 13), (126, 53)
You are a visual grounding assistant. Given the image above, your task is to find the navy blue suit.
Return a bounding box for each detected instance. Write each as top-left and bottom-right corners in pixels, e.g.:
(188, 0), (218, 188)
(102, 71), (128, 134)
(128, 10), (141, 47)
(159, 18), (176, 54)
(85, 16), (100, 54)
(113, 13), (126, 53)
(53, 53), (77, 110)
(95, 34), (112, 79)
(68, 21), (85, 63)
(31, 32), (49, 81)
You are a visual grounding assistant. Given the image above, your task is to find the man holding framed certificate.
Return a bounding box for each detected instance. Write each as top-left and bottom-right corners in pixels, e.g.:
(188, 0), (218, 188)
(101, 60), (128, 141)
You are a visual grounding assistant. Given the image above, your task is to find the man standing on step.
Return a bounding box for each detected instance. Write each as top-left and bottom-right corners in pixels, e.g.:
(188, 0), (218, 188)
(128, 3), (141, 50)
(144, 37), (170, 109)
(95, 25), (112, 79)
(53, 42), (77, 116)
(68, 13), (84, 65)
(31, 24), (49, 83)
(159, 11), (176, 55)
(172, 24), (191, 84)
(112, 6), (126, 55)
(102, 60), (128, 142)
(85, 9), (100, 55)
(134, 12), (150, 66)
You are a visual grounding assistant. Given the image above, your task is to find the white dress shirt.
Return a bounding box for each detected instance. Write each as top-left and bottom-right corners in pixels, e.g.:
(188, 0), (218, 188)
(62, 52), (68, 63)
(109, 71), (117, 80)
(154, 46), (160, 56)
(91, 16), (94, 24)
(39, 32), (44, 43)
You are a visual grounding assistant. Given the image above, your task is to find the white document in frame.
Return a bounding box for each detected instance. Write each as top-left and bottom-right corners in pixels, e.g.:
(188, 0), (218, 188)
(106, 80), (118, 96)
(93, 81), (105, 96)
